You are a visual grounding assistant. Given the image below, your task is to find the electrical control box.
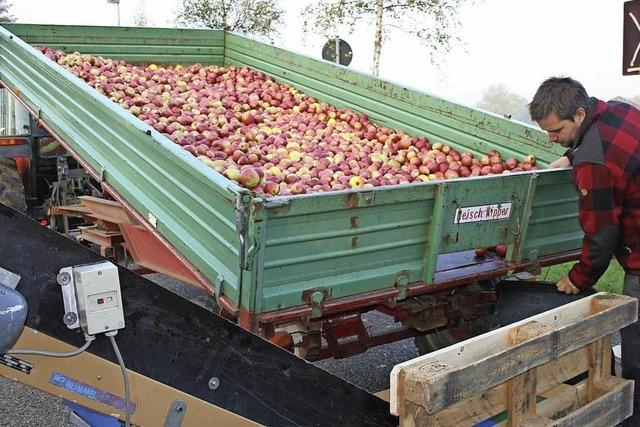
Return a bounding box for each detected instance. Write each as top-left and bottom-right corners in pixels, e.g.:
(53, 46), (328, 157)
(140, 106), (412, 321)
(72, 262), (125, 335)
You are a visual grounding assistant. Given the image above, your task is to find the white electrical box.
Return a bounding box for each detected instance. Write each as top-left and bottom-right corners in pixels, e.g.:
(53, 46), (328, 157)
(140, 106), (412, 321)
(72, 261), (125, 335)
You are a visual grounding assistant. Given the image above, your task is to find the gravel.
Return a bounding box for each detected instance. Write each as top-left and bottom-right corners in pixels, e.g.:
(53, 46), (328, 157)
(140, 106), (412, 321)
(0, 376), (71, 426)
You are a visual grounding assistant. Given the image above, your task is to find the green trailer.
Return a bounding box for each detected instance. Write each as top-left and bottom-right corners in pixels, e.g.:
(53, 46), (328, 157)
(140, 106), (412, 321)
(0, 24), (582, 358)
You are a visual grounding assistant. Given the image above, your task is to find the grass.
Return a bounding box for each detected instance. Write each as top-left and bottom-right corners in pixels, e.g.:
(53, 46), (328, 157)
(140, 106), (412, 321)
(539, 259), (625, 294)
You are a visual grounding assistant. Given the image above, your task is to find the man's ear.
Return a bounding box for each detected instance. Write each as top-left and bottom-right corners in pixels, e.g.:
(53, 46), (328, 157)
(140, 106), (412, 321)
(574, 107), (586, 124)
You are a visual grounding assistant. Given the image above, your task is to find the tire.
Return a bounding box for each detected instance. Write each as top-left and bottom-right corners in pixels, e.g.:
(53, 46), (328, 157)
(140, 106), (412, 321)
(414, 316), (494, 355)
(414, 329), (460, 355)
(0, 158), (27, 211)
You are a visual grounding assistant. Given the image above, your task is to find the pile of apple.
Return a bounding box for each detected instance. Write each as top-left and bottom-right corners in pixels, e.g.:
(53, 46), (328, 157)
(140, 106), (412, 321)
(40, 47), (539, 197)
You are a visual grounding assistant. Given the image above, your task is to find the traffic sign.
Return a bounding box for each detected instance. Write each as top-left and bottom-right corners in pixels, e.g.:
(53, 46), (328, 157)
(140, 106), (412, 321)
(623, 0), (640, 75)
(322, 38), (353, 67)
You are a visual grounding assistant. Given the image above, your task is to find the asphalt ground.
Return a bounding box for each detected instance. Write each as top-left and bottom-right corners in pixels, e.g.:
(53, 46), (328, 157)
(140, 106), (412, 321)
(0, 274), (622, 426)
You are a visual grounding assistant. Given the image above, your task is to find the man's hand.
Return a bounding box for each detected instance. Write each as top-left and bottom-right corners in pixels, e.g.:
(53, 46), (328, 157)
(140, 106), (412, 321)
(549, 156), (571, 168)
(556, 275), (580, 294)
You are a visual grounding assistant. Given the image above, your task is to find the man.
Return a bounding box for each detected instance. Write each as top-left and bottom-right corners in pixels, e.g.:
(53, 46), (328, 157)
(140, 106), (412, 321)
(529, 77), (640, 426)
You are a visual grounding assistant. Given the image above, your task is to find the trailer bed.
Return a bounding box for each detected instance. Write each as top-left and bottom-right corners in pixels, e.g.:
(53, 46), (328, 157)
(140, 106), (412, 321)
(0, 24), (582, 322)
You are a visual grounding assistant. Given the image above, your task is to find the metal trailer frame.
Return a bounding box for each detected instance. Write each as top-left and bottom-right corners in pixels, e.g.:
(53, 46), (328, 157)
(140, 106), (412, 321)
(0, 24), (583, 339)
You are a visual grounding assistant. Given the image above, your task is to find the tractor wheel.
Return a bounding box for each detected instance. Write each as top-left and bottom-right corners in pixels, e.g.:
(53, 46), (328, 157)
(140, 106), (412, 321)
(0, 158), (27, 211)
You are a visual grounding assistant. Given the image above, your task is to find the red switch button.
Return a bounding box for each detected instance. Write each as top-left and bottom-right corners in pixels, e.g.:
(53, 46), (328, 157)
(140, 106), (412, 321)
(97, 298), (104, 304)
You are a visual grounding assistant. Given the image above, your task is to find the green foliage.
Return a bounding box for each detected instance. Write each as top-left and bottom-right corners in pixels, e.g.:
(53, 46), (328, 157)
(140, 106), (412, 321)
(476, 84), (533, 124)
(175, 0), (284, 39)
(540, 259), (625, 294)
(0, 0), (15, 23)
(302, 0), (473, 66)
(134, 0), (151, 27)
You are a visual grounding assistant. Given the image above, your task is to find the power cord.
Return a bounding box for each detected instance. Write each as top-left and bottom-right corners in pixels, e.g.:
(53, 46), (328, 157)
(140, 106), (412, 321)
(8, 331), (131, 427)
(8, 333), (95, 357)
(106, 331), (131, 427)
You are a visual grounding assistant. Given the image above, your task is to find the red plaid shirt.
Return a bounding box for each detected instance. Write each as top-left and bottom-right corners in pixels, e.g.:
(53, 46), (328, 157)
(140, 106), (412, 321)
(566, 99), (640, 288)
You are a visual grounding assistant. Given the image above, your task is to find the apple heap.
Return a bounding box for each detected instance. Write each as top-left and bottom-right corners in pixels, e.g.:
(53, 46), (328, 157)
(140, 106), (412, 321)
(39, 47), (540, 197)
(475, 245), (508, 259)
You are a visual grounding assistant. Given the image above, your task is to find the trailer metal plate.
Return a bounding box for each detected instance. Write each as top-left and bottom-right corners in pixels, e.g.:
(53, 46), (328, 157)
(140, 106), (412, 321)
(163, 399), (186, 427)
(0, 266), (20, 289)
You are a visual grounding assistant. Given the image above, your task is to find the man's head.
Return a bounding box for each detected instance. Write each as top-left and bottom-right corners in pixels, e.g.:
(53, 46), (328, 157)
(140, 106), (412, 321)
(529, 77), (590, 147)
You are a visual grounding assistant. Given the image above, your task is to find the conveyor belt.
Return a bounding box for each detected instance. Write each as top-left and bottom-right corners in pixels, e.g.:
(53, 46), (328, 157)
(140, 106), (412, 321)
(0, 203), (397, 426)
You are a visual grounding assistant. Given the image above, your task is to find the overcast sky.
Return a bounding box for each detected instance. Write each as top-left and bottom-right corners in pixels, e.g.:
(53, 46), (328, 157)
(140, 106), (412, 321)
(9, 0), (640, 109)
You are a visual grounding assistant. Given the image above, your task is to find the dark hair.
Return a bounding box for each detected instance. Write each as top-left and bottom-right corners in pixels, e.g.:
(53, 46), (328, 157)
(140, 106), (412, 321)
(529, 77), (590, 121)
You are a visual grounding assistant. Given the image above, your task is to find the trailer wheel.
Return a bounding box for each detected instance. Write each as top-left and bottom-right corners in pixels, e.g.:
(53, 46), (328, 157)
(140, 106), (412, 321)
(0, 158), (27, 211)
(413, 329), (459, 355)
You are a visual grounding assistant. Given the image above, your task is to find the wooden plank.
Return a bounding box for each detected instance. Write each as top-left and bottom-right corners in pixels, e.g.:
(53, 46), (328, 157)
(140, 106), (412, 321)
(507, 322), (543, 426)
(587, 335), (611, 402)
(553, 377), (634, 427)
(431, 347), (588, 426)
(536, 346), (589, 394)
(520, 416), (554, 427)
(400, 402), (433, 427)
(446, 381), (587, 427)
(501, 377), (633, 427)
(390, 293), (637, 415)
(497, 382), (588, 426)
(591, 294), (625, 313)
(401, 376), (634, 427)
(509, 321), (551, 344)
(537, 382), (585, 420)
(507, 368), (537, 426)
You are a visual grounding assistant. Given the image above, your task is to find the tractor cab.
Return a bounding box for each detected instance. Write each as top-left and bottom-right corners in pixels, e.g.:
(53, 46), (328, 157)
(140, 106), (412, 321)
(0, 87), (98, 231)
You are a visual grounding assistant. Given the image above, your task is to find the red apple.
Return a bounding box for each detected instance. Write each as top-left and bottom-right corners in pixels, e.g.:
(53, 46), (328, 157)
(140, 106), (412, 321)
(491, 163), (505, 174)
(475, 248), (488, 258)
(239, 167), (260, 189)
(495, 244), (508, 257)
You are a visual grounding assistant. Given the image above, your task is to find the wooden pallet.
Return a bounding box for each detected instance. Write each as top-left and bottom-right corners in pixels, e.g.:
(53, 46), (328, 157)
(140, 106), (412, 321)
(390, 292), (638, 426)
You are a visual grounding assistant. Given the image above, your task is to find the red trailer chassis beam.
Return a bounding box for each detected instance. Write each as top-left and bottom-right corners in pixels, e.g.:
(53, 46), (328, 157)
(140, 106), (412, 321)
(256, 250), (581, 326)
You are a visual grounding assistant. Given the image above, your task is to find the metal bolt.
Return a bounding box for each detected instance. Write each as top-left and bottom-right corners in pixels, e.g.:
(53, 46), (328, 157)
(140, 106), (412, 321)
(310, 291), (324, 305)
(96, 375), (102, 380)
(57, 272), (71, 286)
(208, 377), (220, 390)
(63, 312), (77, 326)
(98, 271), (102, 276)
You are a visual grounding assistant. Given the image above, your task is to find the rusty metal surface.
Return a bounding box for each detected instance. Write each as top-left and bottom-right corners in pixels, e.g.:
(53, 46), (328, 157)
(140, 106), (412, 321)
(257, 249), (581, 326)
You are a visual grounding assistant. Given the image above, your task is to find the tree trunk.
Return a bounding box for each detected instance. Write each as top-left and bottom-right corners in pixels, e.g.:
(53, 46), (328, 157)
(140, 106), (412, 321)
(372, 0), (384, 76)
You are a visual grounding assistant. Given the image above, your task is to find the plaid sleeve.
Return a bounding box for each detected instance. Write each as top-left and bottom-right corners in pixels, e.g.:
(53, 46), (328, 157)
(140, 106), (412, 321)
(568, 163), (622, 288)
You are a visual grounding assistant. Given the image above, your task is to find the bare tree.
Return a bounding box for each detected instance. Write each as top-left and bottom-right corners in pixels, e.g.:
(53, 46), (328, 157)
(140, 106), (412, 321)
(302, 0), (474, 76)
(476, 84), (532, 124)
(0, 0), (15, 23)
(134, 0), (152, 27)
(175, 0), (284, 39)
